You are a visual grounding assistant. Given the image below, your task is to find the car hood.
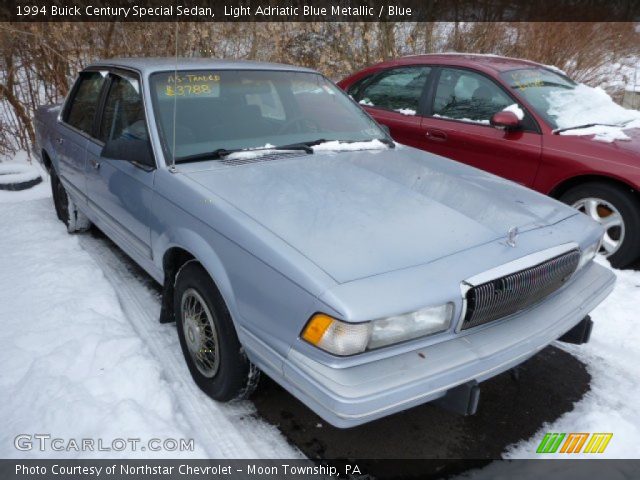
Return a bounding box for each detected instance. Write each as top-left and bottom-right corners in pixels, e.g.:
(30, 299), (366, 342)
(183, 146), (577, 283)
(555, 127), (640, 167)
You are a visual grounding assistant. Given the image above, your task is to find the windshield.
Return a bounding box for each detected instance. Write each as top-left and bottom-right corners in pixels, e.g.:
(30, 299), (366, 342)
(501, 68), (577, 129)
(502, 67), (640, 132)
(150, 69), (387, 161)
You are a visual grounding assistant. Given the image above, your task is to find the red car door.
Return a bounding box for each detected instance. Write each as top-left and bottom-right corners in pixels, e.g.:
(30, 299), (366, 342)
(351, 65), (432, 150)
(421, 67), (542, 187)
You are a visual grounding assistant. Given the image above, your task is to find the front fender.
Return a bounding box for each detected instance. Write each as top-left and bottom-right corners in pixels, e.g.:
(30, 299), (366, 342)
(154, 228), (236, 316)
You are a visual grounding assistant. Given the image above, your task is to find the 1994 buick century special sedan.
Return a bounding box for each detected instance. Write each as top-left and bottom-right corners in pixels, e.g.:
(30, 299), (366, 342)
(34, 58), (615, 427)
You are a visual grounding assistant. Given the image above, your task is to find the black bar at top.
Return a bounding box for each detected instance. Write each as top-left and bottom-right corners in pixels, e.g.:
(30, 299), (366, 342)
(2, 0), (640, 22)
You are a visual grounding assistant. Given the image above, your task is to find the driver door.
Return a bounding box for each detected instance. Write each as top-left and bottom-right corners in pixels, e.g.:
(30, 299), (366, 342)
(85, 71), (156, 261)
(421, 67), (542, 187)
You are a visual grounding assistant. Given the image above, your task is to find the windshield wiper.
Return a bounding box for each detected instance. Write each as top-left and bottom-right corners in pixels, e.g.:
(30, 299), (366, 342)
(553, 123), (620, 134)
(174, 136), (394, 164)
(376, 137), (396, 148)
(174, 144), (313, 164)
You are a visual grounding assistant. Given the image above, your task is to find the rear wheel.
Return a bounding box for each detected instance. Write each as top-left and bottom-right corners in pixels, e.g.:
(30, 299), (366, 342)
(560, 182), (640, 268)
(50, 168), (91, 233)
(174, 261), (259, 401)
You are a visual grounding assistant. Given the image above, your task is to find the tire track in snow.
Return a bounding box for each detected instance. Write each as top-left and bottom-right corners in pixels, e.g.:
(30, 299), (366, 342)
(78, 233), (300, 459)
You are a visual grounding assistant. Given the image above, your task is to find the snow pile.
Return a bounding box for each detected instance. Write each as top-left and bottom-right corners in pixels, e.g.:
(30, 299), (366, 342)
(0, 162), (41, 184)
(395, 108), (416, 116)
(0, 179), (296, 458)
(548, 84), (640, 142)
(502, 103), (524, 120)
(0, 151), (49, 201)
(312, 139), (389, 152)
(504, 257), (640, 459)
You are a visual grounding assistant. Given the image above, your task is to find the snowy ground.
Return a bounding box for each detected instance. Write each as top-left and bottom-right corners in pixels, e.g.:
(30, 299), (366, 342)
(0, 160), (638, 461)
(0, 164), (298, 459)
(505, 257), (640, 458)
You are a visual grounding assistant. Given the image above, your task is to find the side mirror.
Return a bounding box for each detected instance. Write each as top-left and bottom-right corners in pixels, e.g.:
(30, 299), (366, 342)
(101, 136), (154, 167)
(490, 111), (520, 131)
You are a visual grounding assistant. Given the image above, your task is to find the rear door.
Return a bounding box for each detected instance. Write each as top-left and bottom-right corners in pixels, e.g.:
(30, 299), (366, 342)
(57, 70), (108, 201)
(420, 67), (542, 187)
(85, 70), (156, 261)
(348, 66), (432, 149)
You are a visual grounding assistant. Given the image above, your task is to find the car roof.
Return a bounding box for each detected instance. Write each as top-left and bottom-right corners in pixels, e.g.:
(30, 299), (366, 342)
(382, 53), (548, 73)
(85, 57), (317, 75)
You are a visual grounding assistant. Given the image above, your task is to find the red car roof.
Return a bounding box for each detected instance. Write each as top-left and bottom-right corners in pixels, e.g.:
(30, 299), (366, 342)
(373, 53), (545, 73)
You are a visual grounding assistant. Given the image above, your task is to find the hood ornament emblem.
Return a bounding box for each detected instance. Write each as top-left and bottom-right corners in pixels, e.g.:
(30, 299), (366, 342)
(506, 227), (519, 247)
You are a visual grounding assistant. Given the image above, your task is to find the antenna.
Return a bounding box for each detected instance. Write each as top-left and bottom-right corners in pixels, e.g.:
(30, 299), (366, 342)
(170, 19), (179, 173)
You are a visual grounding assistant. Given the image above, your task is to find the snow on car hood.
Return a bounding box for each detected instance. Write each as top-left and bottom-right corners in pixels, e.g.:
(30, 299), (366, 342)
(184, 146), (577, 283)
(549, 84), (640, 143)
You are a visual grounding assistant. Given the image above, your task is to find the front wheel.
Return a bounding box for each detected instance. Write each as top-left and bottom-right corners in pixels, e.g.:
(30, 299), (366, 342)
(560, 182), (640, 268)
(174, 261), (259, 401)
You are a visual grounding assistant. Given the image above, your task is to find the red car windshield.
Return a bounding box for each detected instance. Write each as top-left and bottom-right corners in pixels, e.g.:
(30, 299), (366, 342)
(501, 68), (576, 128)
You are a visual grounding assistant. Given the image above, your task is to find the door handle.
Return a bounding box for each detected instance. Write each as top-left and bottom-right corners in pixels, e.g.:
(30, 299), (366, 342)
(56, 137), (64, 145)
(425, 129), (448, 142)
(90, 159), (101, 170)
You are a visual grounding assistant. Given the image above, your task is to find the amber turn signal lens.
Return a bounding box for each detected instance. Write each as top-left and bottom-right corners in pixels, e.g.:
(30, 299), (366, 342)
(301, 314), (334, 345)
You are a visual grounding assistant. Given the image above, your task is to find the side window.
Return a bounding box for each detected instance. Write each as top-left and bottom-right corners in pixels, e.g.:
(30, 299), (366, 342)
(99, 74), (153, 167)
(433, 68), (514, 124)
(64, 71), (107, 135)
(345, 75), (373, 99)
(99, 74), (149, 144)
(355, 66), (431, 115)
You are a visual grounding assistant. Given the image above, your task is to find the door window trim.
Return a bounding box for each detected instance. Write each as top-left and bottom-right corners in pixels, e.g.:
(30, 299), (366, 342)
(426, 65), (541, 134)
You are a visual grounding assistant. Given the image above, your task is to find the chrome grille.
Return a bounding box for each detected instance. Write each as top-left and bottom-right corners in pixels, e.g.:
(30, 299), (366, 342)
(461, 249), (581, 330)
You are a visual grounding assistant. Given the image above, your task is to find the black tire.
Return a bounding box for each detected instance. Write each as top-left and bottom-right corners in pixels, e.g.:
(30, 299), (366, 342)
(560, 182), (640, 268)
(50, 168), (69, 224)
(0, 177), (42, 191)
(50, 168), (91, 233)
(174, 261), (259, 401)
(0, 163), (42, 191)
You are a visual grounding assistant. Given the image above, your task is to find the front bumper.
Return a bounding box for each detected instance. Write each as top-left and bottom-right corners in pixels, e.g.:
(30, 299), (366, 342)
(281, 262), (615, 428)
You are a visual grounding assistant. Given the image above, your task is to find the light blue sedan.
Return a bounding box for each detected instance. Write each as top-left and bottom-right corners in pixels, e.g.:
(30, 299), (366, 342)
(34, 58), (615, 427)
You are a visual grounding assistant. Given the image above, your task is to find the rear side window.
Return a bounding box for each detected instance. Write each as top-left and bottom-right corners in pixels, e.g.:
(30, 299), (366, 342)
(64, 71), (107, 135)
(354, 66), (431, 115)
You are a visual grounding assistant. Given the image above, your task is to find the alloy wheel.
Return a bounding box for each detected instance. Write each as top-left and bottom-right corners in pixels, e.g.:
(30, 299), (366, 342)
(572, 197), (625, 256)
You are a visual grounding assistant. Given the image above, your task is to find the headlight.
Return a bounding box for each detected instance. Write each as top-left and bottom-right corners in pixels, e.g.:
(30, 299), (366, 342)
(301, 304), (453, 356)
(578, 235), (603, 270)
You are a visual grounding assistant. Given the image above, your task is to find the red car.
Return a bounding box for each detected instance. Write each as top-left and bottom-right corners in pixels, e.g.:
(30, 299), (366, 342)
(339, 54), (640, 268)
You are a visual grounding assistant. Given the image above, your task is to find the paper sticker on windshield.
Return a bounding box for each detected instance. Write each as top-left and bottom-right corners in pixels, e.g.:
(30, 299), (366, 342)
(160, 73), (220, 98)
(510, 71), (544, 91)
